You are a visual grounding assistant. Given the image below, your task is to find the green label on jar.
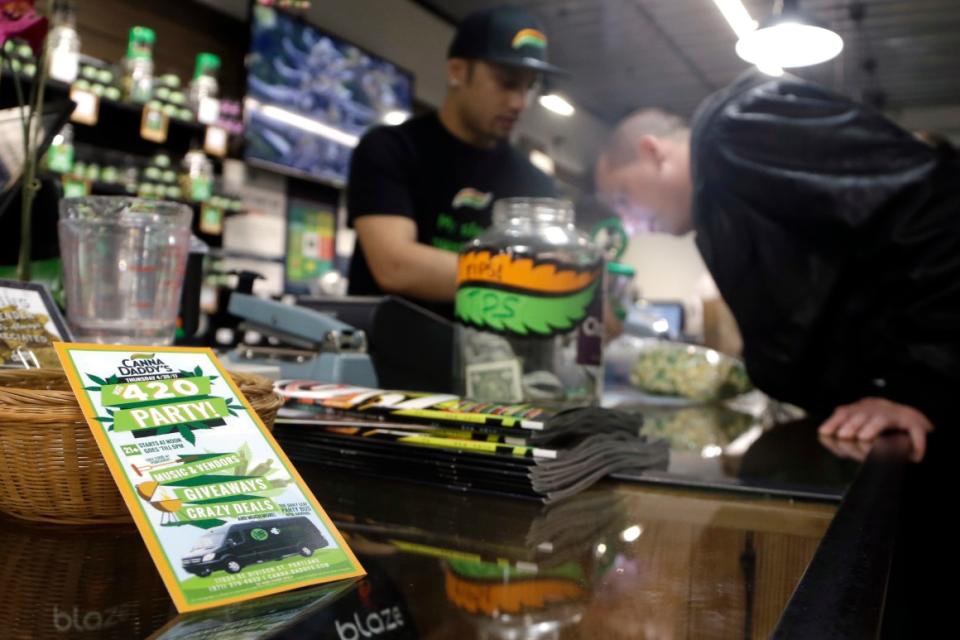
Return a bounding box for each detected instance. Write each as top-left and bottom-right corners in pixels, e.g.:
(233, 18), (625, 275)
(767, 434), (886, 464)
(454, 250), (602, 337)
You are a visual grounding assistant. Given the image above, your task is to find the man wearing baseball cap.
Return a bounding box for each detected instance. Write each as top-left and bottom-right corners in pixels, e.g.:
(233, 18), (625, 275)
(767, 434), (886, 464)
(346, 5), (564, 319)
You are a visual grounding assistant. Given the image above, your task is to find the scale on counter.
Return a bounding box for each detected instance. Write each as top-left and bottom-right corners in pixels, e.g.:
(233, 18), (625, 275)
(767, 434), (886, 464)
(223, 293), (379, 386)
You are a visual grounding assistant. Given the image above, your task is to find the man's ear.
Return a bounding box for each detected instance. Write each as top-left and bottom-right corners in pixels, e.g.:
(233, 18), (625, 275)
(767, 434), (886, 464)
(448, 58), (467, 88)
(637, 135), (666, 168)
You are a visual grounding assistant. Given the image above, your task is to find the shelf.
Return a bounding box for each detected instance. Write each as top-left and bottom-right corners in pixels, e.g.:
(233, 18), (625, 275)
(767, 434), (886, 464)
(0, 77), (205, 157)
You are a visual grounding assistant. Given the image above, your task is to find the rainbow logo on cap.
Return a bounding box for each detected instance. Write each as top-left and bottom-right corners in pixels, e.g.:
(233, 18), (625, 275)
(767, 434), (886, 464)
(511, 28), (547, 50)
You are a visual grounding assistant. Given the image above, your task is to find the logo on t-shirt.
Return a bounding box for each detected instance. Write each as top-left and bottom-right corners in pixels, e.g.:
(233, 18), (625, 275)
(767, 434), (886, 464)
(511, 28), (547, 50)
(452, 188), (493, 210)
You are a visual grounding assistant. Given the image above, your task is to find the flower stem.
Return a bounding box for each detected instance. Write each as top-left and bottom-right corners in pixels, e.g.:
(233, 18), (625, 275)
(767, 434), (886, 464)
(15, 0), (55, 282)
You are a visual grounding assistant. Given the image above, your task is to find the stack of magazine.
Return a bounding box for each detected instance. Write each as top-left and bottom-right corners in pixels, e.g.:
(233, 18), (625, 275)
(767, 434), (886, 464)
(272, 381), (669, 503)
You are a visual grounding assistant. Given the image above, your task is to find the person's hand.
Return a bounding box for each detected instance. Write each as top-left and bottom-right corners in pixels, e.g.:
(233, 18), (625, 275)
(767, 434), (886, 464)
(818, 397), (933, 462)
(818, 434), (872, 462)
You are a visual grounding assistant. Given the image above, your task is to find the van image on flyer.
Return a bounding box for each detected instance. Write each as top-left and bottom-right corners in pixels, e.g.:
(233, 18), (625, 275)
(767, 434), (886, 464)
(181, 516), (328, 577)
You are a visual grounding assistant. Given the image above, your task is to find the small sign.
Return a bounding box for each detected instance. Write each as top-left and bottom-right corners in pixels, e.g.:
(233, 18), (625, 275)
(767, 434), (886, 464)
(46, 142), (74, 173)
(141, 105), (170, 143)
(0, 279), (71, 368)
(55, 343), (365, 612)
(199, 202), (223, 235)
(62, 176), (90, 199)
(69, 87), (99, 126)
(203, 126), (228, 158)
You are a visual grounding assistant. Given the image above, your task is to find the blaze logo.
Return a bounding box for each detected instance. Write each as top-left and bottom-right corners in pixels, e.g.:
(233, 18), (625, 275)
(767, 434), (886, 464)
(335, 606), (405, 639)
(452, 188), (492, 210)
(511, 28), (547, 50)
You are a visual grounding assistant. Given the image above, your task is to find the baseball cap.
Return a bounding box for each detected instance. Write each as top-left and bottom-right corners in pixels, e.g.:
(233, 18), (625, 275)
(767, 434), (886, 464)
(447, 5), (565, 75)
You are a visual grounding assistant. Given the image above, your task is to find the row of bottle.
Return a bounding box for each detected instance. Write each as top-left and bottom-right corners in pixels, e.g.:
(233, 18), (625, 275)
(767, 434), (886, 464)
(47, 128), (216, 203)
(46, 2), (220, 121)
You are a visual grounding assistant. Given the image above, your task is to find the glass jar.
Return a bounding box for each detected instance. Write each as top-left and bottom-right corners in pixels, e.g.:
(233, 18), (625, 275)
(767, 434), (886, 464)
(454, 198), (605, 407)
(58, 197), (193, 345)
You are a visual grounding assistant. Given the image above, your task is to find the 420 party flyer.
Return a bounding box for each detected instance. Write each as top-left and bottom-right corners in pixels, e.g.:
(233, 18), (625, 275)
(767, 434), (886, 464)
(55, 343), (364, 612)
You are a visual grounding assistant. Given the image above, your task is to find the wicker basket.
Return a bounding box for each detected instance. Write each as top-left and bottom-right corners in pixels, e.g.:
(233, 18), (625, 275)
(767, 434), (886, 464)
(0, 368), (284, 524)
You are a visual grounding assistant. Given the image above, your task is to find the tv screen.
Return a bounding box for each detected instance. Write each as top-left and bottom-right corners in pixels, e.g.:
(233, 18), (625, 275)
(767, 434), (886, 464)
(245, 5), (414, 185)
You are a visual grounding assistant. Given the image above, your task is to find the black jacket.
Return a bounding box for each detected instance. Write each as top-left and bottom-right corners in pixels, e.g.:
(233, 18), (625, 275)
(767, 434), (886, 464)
(691, 72), (960, 424)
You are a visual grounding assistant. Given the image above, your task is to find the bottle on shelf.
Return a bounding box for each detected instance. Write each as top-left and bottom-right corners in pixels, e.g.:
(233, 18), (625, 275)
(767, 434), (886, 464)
(181, 147), (214, 202)
(122, 26), (156, 103)
(189, 52), (221, 125)
(45, 123), (75, 173)
(47, 0), (81, 83)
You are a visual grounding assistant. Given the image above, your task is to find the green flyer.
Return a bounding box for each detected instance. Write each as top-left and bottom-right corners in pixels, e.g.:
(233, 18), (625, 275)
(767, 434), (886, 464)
(55, 343), (365, 612)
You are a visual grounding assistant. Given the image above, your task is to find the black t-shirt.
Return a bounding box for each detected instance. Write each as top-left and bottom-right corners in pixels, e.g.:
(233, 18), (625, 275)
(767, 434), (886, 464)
(346, 112), (556, 318)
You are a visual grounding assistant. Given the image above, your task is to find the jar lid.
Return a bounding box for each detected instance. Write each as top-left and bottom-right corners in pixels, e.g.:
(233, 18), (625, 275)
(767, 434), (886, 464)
(127, 26), (155, 59)
(194, 53), (221, 78)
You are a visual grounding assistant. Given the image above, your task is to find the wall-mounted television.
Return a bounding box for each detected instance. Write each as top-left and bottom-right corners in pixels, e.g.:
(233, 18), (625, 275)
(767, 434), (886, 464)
(245, 5), (414, 185)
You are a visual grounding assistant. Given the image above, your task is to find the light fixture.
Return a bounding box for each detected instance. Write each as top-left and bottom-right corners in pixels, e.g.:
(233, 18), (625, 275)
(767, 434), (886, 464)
(382, 109), (410, 126)
(711, 0), (757, 37)
(538, 93), (575, 117)
(711, 0), (783, 76)
(736, 0), (843, 68)
(755, 62), (784, 77)
(621, 525), (643, 542)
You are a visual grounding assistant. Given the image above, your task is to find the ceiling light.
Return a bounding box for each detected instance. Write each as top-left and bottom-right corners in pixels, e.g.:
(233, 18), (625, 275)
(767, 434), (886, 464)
(712, 0), (784, 78)
(736, 1), (843, 68)
(621, 525), (643, 542)
(756, 62), (784, 77)
(711, 0), (757, 37)
(539, 93), (575, 117)
(382, 110), (410, 126)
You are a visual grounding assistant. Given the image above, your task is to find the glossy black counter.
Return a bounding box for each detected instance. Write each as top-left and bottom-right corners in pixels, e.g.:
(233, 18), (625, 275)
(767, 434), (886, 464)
(0, 408), (909, 639)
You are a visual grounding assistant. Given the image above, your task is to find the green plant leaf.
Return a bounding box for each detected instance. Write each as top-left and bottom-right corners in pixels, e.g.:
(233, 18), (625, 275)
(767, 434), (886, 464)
(455, 283), (599, 336)
(249, 460), (274, 477)
(87, 374), (107, 385)
(193, 365), (203, 376)
(177, 425), (196, 445)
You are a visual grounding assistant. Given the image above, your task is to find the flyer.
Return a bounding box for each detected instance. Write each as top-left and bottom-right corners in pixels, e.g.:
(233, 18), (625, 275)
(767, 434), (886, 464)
(0, 278), (71, 368)
(55, 343), (365, 612)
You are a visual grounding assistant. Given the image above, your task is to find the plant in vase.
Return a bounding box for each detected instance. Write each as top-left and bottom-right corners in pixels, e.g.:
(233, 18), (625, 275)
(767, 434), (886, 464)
(0, 0), (52, 282)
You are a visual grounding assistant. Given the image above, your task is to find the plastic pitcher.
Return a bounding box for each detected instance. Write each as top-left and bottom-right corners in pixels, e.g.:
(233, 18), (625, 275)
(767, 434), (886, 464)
(58, 197), (193, 345)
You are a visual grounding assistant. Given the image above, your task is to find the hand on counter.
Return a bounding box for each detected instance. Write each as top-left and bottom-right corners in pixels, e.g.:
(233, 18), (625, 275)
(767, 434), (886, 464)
(818, 434), (872, 462)
(818, 397), (933, 462)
